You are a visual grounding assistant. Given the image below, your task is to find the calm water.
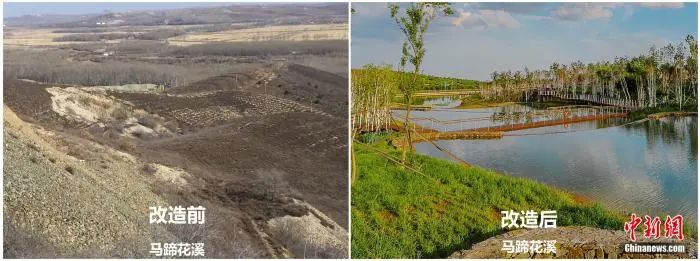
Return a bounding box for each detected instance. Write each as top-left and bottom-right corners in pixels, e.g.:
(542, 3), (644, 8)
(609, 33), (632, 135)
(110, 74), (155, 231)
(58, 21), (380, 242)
(394, 100), (628, 132)
(412, 99), (698, 220)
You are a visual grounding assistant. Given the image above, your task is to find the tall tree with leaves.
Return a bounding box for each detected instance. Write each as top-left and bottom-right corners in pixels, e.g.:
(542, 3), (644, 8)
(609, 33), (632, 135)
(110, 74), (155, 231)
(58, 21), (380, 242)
(685, 35), (697, 99)
(389, 2), (453, 165)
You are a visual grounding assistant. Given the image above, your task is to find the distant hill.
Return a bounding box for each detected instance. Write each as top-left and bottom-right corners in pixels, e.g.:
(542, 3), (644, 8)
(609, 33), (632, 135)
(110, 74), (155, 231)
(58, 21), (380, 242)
(352, 68), (483, 91)
(4, 3), (347, 28)
(4, 14), (99, 27)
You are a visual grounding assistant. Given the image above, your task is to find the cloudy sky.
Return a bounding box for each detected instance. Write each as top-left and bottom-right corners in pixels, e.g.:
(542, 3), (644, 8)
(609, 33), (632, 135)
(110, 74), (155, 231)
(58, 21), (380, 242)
(352, 2), (698, 80)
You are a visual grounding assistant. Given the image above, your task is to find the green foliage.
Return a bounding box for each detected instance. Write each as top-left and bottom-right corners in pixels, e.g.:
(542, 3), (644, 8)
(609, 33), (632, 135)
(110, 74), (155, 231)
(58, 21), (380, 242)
(352, 68), (481, 91)
(352, 137), (627, 258)
(403, 70), (481, 90)
(387, 2), (454, 164)
(389, 2), (454, 81)
(487, 35), (698, 109)
(628, 104), (698, 121)
(352, 64), (397, 132)
(357, 132), (390, 144)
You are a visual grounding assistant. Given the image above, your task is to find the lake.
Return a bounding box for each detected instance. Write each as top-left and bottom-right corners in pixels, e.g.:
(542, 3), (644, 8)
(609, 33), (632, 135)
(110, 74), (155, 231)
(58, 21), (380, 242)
(408, 98), (698, 220)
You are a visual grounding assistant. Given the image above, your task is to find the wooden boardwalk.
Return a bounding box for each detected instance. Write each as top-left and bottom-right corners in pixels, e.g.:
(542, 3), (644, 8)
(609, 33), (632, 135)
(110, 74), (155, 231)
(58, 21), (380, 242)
(467, 112), (629, 132)
(537, 89), (642, 109)
(392, 112), (629, 148)
(399, 89), (481, 98)
(391, 121), (503, 148)
(392, 130), (504, 148)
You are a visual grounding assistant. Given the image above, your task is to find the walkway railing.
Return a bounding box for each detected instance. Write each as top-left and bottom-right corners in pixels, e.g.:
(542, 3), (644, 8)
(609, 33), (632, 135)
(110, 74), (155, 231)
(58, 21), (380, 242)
(537, 89), (641, 109)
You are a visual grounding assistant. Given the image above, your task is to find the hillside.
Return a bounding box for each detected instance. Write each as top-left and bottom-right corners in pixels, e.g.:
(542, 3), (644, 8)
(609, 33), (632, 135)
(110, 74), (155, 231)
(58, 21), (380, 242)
(3, 105), (178, 257)
(4, 3), (346, 28)
(4, 63), (348, 258)
(351, 67), (482, 91)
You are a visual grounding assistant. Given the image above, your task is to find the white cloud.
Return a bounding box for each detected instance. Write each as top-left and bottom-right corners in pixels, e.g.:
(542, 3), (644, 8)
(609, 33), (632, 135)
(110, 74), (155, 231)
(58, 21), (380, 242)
(351, 2), (694, 80)
(552, 3), (620, 21)
(639, 2), (684, 9)
(474, 3), (555, 15)
(451, 9), (520, 29)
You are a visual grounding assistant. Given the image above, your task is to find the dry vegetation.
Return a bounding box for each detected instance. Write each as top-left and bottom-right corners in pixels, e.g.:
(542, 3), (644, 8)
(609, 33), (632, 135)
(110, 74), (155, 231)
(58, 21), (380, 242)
(4, 26), (347, 88)
(4, 48), (248, 87)
(4, 3), (348, 258)
(4, 28), (78, 46)
(167, 24), (348, 46)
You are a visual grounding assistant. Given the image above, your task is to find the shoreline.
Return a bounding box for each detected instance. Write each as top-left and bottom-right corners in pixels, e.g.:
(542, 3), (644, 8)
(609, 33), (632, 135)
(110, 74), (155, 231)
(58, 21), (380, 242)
(353, 108), (698, 257)
(353, 134), (630, 258)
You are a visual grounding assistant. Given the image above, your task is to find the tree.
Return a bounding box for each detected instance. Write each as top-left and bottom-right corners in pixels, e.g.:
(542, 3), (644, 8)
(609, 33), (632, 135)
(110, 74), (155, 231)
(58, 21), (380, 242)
(351, 65), (396, 133)
(685, 35), (697, 99)
(388, 2), (453, 165)
(483, 35), (697, 110)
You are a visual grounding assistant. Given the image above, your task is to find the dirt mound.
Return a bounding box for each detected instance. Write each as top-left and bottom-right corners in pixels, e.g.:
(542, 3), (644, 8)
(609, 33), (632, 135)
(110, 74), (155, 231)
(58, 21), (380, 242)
(4, 103), (268, 258)
(3, 106), (172, 257)
(3, 79), (74, 128)
(166, 63), (347, 117)
(3, 79), (54, 117)
(287, 63), (347, 87)
(267, 199), (348, 258)
(266, 63), (347, 117)
(449, 226), (697, 259)
(4, 60), (348, 258)
(142, 111), (348, 228)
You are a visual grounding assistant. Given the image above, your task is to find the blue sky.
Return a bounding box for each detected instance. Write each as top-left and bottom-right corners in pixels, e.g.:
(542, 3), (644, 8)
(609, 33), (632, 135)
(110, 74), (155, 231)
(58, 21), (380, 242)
(3, 2), (231, 18)
(352, 2), (698, 80)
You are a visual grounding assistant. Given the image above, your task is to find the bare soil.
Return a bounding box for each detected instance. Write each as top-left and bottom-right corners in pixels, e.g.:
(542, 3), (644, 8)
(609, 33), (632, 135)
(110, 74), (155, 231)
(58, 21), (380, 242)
(3, 61), (348, 258)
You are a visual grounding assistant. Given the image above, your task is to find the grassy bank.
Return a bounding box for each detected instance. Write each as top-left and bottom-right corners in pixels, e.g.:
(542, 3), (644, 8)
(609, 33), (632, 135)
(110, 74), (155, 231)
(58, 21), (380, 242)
(351, 133), (627, 258)
(628, 104), (698, 121)
(352, 67), (482, 91)
(456, 94), (517, 109)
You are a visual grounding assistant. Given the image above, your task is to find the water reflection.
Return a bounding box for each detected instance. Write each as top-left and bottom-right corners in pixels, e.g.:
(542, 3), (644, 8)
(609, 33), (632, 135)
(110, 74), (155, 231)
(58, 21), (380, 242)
(394, 100), (629, 132)
(621, 117), (698, 162)
(417, 96), (462, 108)
(415, 116), (698, 220)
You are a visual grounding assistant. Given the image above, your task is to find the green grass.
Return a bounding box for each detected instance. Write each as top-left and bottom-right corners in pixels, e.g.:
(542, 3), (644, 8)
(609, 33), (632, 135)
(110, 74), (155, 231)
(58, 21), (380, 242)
(411, 72), (482, 90)
(525, 99), (589, 109)
(628, 104), (698, 121)
(351, 133), (627, 258)
(352, 68), (482, 91)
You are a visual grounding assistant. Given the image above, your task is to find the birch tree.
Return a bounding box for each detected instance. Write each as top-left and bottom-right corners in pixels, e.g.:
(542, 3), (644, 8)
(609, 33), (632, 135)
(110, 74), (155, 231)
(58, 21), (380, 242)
(388, 2), (453, 165)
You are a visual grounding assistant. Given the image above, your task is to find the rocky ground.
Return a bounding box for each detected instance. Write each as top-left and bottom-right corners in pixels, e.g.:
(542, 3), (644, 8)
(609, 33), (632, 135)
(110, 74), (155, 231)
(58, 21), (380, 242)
(3, 105), (176, 257)
(3, 62), (348, 258)
(450, 226), (697, 259)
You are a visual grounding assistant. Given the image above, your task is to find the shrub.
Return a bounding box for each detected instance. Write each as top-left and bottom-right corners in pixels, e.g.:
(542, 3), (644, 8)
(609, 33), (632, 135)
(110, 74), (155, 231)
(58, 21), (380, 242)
(111, 107), (130, 121)
(53, 33), (130, 42)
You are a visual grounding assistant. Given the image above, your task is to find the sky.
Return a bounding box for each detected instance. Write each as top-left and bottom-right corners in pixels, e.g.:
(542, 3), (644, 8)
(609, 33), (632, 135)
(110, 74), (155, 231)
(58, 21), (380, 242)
(352, 2), (698, 81)
(3, 2), (234, 18)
